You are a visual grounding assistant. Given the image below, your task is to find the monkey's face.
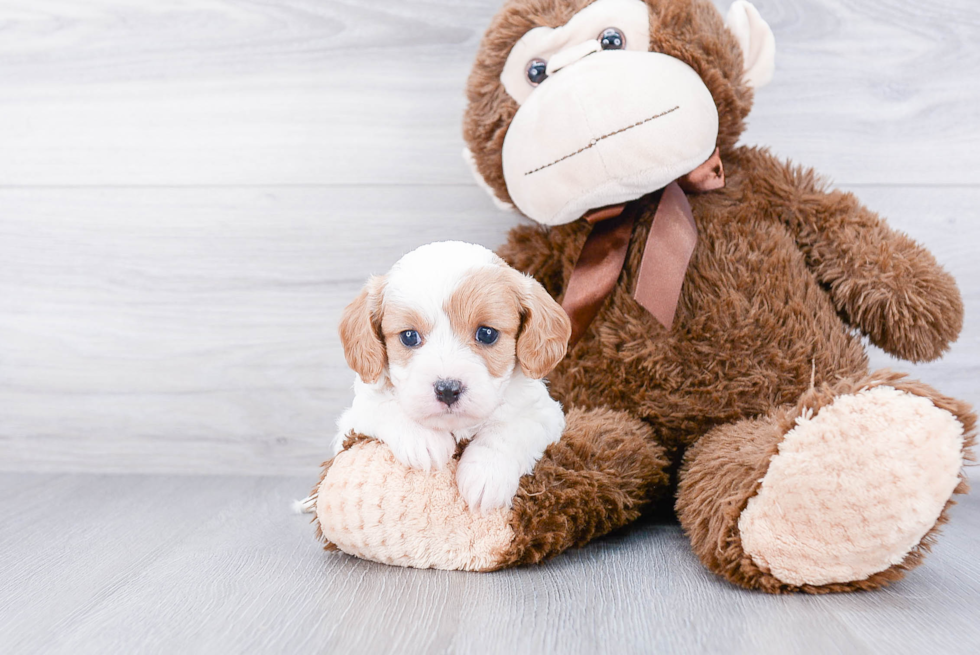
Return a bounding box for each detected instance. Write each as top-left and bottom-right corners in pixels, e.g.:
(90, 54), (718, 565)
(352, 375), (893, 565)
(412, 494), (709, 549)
(464, 0), (775, 226)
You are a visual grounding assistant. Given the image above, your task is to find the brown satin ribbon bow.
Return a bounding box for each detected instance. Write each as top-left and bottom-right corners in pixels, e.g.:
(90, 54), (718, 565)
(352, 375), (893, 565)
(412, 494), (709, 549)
(561, 148), (726, 347)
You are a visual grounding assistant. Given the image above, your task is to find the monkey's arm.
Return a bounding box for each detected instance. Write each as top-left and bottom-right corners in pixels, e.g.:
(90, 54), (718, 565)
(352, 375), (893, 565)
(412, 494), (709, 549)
(740, 147), (962, 362)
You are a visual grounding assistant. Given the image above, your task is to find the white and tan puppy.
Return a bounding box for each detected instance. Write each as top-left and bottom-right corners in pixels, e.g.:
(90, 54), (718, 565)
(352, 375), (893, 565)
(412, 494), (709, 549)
(334, 241), (571, 513)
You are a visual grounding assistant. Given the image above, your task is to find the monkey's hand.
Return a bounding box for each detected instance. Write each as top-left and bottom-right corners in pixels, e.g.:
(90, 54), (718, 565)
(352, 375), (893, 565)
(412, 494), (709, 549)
(746, 147), (963, 362)
(817, 222), (963, 363)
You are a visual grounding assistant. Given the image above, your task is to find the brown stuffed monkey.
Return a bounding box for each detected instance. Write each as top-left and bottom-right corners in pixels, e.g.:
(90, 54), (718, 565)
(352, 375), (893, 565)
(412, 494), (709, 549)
(313, 0), (975, 594)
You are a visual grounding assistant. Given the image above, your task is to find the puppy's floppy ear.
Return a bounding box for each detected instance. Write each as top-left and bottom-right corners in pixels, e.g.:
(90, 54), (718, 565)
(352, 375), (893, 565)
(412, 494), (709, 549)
(339, 275), (387, 384)
(515, 273), (572, 379)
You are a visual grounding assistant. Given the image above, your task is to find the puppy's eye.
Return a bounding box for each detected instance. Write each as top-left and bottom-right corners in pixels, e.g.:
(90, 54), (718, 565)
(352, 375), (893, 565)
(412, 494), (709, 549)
(599, 28), (626, 50)
(399, 330), (422, 347)
(475, 326), (499, 345)
(526, 59), (548, 86)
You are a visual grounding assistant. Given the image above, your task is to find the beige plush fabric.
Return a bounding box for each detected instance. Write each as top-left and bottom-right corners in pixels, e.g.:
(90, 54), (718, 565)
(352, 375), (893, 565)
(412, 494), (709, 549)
(316, 440), (515, 571)
(738, 386), (965, 586)
(501, 50), (719, 226)
(499, 0), (651, 105)
(725, 1), (776, 88)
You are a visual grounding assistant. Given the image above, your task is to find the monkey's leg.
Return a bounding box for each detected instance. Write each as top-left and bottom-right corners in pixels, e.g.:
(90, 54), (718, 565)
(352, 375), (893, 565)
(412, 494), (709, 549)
(313, 406), (669, 571)
(675, 371), (975, 593)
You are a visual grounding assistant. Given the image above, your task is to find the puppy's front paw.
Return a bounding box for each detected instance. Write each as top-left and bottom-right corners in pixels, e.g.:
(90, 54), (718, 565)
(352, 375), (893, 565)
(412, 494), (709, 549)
(456, 445), (522, 513)
(384, 425), (455, 472)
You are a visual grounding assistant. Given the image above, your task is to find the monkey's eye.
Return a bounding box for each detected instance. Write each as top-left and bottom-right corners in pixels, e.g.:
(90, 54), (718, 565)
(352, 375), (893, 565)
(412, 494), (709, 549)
(599, 28), (626, 50)
(526, 59), (548, 86)
(475, 326), (499, 345)
(399, 330), (422, 348)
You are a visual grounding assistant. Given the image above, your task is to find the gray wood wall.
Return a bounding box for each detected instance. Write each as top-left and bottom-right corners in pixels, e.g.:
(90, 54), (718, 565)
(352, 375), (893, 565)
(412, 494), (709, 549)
(1, 0), (977, 475)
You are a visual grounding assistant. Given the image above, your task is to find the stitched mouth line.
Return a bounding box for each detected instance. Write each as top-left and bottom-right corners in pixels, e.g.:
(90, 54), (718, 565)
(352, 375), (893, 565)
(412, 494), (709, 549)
(523, 105), (681, 176)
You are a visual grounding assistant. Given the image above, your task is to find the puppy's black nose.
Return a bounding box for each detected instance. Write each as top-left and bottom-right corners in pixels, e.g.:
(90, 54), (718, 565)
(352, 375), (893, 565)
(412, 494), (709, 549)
(434, 379), (463, 407)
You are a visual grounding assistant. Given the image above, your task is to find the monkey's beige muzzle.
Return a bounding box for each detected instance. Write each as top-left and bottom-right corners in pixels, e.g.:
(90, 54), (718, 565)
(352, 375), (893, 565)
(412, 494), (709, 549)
(501, 51), (720, 226)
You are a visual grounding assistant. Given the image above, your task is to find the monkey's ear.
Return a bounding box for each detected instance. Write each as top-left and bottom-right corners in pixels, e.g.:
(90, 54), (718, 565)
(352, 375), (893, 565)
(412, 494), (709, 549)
(339, 275), (387, 384)
(462, 148), (516, 212)
(726, 1), (775, 89)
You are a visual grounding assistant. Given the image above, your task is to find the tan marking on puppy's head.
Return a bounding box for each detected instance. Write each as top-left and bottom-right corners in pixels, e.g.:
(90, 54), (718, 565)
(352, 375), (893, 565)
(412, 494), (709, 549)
(446, 264), (571, 380)
(446, 266), (524, 378)
(338, 275), (387, 384)
(380, 305), (435, 369)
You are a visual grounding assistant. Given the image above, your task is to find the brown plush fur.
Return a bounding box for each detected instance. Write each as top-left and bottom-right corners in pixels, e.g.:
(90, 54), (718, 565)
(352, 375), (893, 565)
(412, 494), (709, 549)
(494, 406), (671, 568)
(498, 145), (964, 443)
(460, 0), (972, 591)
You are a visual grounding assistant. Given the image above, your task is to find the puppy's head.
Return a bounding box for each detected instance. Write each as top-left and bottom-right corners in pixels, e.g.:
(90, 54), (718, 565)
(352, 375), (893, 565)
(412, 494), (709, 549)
(339, 241), (571, 431)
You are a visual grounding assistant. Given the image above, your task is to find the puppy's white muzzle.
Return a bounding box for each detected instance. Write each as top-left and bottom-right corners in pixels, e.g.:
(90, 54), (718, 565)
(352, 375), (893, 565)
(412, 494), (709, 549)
(501, 51), (720, 226)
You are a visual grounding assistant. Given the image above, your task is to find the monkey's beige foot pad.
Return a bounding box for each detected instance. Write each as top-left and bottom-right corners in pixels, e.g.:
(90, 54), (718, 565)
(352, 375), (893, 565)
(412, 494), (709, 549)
(315, 440), (515, 571)
(738, 385), (967, 587)
(313, 407), (670, 571)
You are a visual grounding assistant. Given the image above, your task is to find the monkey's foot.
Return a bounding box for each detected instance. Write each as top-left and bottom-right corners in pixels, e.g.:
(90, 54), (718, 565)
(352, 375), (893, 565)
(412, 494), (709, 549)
(312, 407), (669, 570)
(678, 371), (975, 592)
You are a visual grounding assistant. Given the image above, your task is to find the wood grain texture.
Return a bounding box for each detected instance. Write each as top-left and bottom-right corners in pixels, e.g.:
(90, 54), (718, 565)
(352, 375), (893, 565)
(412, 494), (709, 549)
(0, 472), (977, 654)
(0, 186), (520, 474)
(0, 0), (976, 186)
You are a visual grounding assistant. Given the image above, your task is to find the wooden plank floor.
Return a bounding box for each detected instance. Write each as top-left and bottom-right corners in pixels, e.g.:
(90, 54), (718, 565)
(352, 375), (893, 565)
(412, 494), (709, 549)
(1, 472), (978, 655)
